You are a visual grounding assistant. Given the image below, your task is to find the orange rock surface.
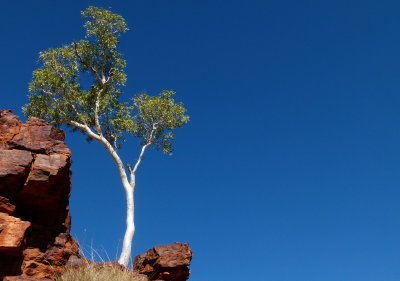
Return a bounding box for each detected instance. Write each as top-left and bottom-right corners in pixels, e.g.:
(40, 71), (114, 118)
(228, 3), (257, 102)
(133, 242), (193, 281)
(0, 110), (80, 281)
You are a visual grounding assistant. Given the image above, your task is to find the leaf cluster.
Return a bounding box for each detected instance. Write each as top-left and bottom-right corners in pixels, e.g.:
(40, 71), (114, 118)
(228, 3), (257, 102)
(23, 6), (189, 153)
(133, 90), (189, 154)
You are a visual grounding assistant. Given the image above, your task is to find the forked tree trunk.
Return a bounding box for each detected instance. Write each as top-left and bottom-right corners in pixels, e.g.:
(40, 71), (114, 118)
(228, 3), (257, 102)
(69, 122), (144, 267)
(97, 134), (137, 266)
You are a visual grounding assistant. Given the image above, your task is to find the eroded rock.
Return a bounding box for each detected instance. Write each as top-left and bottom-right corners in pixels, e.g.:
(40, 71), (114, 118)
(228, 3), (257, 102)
(0, 197), (16, 214)
(133, 242), (192, 281)
(0, 110), (192, 281)
(0, 213), (30, 256)
(0, 110), (80, 280)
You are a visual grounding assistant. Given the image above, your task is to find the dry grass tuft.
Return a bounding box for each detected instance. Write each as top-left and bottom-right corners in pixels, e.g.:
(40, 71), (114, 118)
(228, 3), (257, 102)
(57, 261), (149, 281)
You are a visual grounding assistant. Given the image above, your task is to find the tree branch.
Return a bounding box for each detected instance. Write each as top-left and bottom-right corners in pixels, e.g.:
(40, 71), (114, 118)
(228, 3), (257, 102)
(111, 132), (118, 151)
(56, 120), (130, 191)
(131, 127), (156, 176)
(127, 163), (132, 174)
(94, 86), (105, 135)
(51, 58), (87, 126)
(73, 42), (102, 83)
(69, 120), (102, 142)
(101, 43), (106, 82)
(73, 42), (106, 135)
(62, 87), (86, 123)
(132, 144), (149, 175)
(42, 90), (68, 119)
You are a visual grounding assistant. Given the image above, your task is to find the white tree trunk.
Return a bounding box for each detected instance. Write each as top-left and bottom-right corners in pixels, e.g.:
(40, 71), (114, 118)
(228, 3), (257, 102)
(99, 138), (136, 266)
(118, 179), (135, 266)
(67, 121), (144, 266)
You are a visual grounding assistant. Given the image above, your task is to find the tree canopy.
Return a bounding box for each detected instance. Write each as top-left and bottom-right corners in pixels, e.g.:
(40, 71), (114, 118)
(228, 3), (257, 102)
(23, 6), (189, 154)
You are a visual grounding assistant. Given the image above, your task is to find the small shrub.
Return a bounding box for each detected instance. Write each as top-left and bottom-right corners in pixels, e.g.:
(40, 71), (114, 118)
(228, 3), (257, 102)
(57, 261), (149, 281)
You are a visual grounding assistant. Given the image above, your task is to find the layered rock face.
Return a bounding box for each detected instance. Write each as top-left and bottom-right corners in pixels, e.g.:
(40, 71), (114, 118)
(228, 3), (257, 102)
(0, 110), (80, 280)
(133, 242), (192, 281)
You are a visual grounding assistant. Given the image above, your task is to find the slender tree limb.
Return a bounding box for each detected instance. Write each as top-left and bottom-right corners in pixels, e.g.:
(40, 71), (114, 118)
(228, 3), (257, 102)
(101, 43), (107, 81)
(130, 126), (157, 176)
(129, 125), (158, 179)
(126, 163), (132, 174)
(94, 86), (105, 135)
(42, 90), (68, 119)
(61, 120), (131, 191)
(52, 59), (86, 125)
(132, 142), (151, 175)
(62, 87), (86, 123)
(73, 42), (105, 135)
(52, 58), (84, 123)
(111, 132), (118, 151)
(73, 42), (102, 82)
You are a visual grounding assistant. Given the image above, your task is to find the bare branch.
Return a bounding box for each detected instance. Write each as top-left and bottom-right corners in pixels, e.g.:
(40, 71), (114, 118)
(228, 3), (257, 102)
(145, 124), (157, 144)
(127, 163), (132, 174)
(131, 127), (156, 175)
(111, 133), (118, 151)
(132, 143), (150, 175)
(70, 121), (101, 141)
(94, 86), (106, 135)
(150, 123), (162, 144)
(101, 43), (106, 81)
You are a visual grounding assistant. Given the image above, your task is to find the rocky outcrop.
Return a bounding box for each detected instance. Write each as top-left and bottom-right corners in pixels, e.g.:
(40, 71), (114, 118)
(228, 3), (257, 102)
(0, 110), (80, 280)
(63, 242), (192, 280)
(133, 242), (192, 281)
(0, 110), (192, 280)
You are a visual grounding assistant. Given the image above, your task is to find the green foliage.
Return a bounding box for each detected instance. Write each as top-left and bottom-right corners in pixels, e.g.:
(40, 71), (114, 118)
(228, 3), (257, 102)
(82, 6), (128, 49)
(23, 6), (189, 153)
(133, 90), (189, 154)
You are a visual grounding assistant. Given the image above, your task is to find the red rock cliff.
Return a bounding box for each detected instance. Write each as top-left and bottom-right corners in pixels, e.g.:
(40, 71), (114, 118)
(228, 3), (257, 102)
(0, 110), (80, 280)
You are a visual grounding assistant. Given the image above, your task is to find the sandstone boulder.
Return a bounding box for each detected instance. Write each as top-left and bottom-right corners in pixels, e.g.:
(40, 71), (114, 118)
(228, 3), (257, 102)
(133, 242), (192, 281)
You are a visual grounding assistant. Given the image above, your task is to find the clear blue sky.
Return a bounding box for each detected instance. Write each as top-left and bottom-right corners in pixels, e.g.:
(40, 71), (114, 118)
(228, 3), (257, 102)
(1, 1), (400, 280)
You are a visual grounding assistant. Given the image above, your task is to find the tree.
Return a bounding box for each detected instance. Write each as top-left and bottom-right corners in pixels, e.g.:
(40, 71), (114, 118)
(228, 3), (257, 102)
(23, 6), (189, 266)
